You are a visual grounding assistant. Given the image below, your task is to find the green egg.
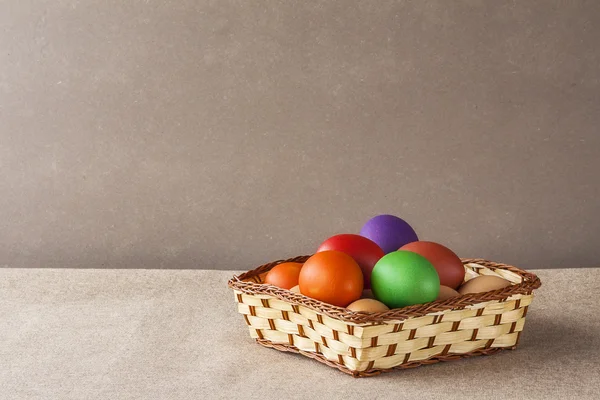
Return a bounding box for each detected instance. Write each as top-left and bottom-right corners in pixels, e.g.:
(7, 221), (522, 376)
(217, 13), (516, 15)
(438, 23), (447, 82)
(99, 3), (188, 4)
(371, 250), (440, 309)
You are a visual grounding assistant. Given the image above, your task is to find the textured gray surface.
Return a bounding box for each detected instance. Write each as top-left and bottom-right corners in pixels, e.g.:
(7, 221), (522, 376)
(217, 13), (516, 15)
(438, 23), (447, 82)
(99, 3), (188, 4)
(1, 268), (598, 399)
(1, 1), (600, 270)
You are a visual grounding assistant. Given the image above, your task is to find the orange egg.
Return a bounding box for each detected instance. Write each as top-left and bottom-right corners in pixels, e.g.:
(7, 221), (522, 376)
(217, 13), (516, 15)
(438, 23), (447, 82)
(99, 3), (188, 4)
(264, 262), (303, 289)
(299, 251), (363, 307)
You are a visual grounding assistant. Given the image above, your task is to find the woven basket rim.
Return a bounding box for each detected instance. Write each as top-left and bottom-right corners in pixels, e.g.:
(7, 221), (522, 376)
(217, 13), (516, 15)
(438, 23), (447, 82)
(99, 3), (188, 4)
(228, 256), (542, 324)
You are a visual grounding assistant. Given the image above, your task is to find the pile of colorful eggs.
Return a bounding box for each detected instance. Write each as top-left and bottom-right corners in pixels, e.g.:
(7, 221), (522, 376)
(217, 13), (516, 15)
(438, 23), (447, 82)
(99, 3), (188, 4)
(264, 214), (512, 312)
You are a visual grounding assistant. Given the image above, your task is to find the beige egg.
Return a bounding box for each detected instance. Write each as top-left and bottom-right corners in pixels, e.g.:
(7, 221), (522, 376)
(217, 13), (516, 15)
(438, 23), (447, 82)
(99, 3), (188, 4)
(347, 298), (389, 313)
(437, 285), (460, 301)
(361, 289), (375, 299)
(290, 285), (301, 293)
(458, 275), (511, 295)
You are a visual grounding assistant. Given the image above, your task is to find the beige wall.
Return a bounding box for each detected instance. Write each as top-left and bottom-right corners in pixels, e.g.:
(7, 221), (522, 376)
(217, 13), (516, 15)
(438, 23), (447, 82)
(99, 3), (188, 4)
(1, 1), (599, 270)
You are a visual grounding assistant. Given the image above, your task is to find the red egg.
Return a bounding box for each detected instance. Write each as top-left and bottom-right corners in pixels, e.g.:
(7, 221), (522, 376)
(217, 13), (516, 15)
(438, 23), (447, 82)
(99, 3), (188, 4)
(317, 234), (384, 289)
(399, 241), (465, 289)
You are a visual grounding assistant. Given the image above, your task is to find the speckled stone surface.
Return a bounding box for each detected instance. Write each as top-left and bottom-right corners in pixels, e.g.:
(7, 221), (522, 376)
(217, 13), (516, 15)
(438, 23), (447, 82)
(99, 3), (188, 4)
(1, 1), (600, 271)
(1, 268), (598, 399)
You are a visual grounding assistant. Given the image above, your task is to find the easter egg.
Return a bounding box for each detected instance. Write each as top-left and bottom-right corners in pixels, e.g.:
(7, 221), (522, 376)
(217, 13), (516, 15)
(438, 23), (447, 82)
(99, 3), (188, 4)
(299, 251), (363, 307)
(264, 262), (303, 289)
(371, 250), (440, 308)
(347, 298), (389, 312)
(317, 234), (384, 289)
(437, 285), (460, 301)
(399, 241), (465, 289)
(359, 214), (418, 254)
(458, 275), (511, 295)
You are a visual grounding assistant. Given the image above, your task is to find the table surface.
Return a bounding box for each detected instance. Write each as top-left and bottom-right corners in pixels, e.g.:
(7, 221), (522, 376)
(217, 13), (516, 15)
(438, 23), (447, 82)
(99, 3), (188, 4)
(1, 267), (599, 400)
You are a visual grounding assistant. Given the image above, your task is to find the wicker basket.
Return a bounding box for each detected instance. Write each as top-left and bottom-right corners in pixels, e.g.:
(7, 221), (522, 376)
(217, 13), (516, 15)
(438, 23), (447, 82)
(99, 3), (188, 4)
(228, 256), (542, 377)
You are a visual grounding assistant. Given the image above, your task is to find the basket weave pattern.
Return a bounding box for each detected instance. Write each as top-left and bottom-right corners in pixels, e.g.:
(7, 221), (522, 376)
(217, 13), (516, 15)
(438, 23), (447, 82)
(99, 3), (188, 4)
(228, 257), (541, 377)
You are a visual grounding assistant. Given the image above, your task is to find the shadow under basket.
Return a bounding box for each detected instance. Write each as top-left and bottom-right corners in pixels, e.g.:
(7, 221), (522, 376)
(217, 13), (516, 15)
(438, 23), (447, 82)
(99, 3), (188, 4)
(228, 257), (542, 377)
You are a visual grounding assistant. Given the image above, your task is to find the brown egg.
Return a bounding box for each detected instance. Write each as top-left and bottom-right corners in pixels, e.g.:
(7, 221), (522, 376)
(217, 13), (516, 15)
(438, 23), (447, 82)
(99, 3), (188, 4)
(437, 285), (460, 301)
(290, 285), (301, 293)
(361, 289), (375, 299)
(399, 241), (465, 289)
(458, 275), (512, 295)
(347, 298), (389, 312)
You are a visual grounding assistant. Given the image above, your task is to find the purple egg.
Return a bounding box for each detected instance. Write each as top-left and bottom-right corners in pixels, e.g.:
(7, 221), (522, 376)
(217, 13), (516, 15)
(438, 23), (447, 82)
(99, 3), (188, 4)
(359, 214), (419, 254)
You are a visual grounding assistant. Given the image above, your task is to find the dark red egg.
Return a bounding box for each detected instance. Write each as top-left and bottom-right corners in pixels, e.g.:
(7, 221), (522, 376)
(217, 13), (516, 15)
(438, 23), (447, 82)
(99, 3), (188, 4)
(317, 234), (384, 289)
(399, 241), (465, 289)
